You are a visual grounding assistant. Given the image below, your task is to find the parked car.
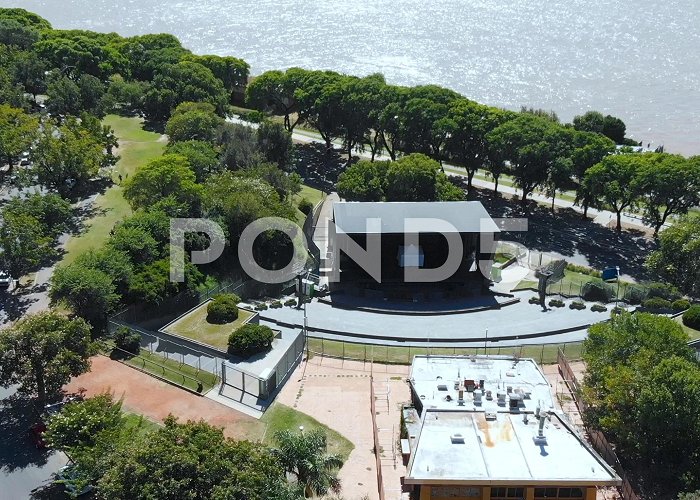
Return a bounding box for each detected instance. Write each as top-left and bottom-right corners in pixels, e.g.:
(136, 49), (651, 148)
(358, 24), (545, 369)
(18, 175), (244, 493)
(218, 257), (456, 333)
(55, 465), (95, 497)
(0, 271), (12, 288)
(28, 421), (47, 449)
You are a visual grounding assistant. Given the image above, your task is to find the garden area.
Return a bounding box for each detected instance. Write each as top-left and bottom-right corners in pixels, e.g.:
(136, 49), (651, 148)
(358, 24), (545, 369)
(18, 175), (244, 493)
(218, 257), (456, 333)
(161, 298), (256, 352)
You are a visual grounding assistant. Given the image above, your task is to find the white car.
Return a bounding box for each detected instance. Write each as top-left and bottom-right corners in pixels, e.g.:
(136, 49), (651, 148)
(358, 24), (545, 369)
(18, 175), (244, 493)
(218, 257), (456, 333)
(0, 271), (11, 289)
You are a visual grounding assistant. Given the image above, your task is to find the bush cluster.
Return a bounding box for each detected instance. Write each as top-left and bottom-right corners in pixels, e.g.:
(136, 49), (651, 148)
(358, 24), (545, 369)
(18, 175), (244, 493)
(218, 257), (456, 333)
(645, 282), (682, 302)
(548, 299), (565, 308)
(565, 263), (602, 278)
(298, 198), (314, 216)
(642, 297), (672, 311)
(683, 305), (700, 330)
(672, 299), (691, 312)
(529, 296), (541, 305)
(228, 324), (275, 356)
(581, 280), (614, 302)
(113, 326), (141, 355)
(569, 301), (586, 310)
(269, 301), (282, 309)
(206, 293), (241, 324)
(284, 298), (297, 307)
(591, 303), (608, 312)
(623, 285), (648, 305)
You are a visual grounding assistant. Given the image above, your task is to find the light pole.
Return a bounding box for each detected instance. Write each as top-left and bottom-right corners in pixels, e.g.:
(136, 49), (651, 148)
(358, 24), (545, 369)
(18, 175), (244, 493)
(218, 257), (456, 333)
(615, 266), (621, 309)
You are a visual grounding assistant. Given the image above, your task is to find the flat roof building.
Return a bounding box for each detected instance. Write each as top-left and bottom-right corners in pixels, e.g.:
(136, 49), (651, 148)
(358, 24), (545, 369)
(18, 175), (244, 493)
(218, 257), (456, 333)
(404, 356), (620, 500)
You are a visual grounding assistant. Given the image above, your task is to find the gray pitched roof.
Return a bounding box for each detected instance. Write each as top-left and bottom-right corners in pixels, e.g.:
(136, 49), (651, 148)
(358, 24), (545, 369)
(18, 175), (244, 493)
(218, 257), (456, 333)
(332, 201), (499, 234)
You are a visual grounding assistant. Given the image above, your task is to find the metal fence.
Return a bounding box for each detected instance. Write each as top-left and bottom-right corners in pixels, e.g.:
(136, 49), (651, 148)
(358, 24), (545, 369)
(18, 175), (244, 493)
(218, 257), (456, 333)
(370, 376), (386, 500)
(308, 338), (584, 366)
(557, 349), (640, 500)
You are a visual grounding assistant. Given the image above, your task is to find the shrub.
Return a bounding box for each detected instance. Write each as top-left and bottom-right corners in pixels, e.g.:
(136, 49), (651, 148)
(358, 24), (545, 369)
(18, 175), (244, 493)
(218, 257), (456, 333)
(565, 263), (601, 278)
(228, 324), (275, 356)
(269, 300), (282, 309)
(207, 294), (241, 324)
(645, 282), (682, 302)
(591, 303), (608, 313)
(239, 110), (266, 123)
(642, 297), (672, 311)
(581, 280), (614, 302)
(672, 299), (691, 312)
(683, 305), (700, 330)
(623, 285), (648, 305)
(254, 303), (268, 311)
(569, 301), (586, 310)
(529, 296), (541, 305)
(284, 298), (297, 307)
(548, 299), (565, 308)
(113, 326), (141, 355)
(298, 198), (314, 216)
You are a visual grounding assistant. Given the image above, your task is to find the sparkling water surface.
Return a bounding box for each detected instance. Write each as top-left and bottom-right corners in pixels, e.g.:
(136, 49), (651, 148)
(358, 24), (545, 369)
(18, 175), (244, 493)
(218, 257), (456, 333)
(4, 0), (699, 154)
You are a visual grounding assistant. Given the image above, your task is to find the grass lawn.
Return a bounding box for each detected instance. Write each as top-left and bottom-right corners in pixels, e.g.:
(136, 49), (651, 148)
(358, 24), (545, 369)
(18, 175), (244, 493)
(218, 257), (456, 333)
(123, 412), (160, 435)
(259, 403), (354, 460)
(61, 115), (164, 265)
(292, 183), (325, 224)
(119, 348), (219, 393)
(676, 316), (700, 340)
(162, 302), (255, 351)
(307, 338), (583, 365)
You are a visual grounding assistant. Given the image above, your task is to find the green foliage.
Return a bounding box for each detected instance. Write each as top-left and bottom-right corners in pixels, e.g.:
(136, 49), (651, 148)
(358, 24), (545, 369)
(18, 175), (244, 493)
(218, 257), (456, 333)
(143, 61), (228, 121)
(0, 8), (52, 30)
(123, 154), (202, 214)
(642, 297), (672, 311)
(206, 294), (240, 324)
(113, 326), (141, 355)
(645, 281), (682, 301)
(683, 306), (700, 330)
(548, 299), (565, 308)
(45, 75), (82, 116)
(98, 417), (291, 500)
(73, 247), (133, 294)
(528, 296), (540, 304)
(647, 216), (700, 298)
(46, 393), (124, 451)
(0, 311), (95, 404)
(581, 280), (614, 302)
(108, 224), (160, 265)
(50, 263), (120, 327)
(0, 104), (38, 168)
(217, 121), (264, 170)
(165, 139), (220, 182)
(32, 117), (114, 196)
(182, 53), (249, 97)
(257, 120), (293, 168)
(284, 298), (297, 307)
(623, 284), (648, 305)
(572, 110), (628, 143)
(273, 428), (343, 498)
(0, 211), (54, 277)
(569, 300), (586, 310)
(565, 262), (602, 278)
(590, 303), (607, 312)
(228, 324), (275, 356)
(672, 299), (691, 312)
(298, 198), (314, 216)
(129, 258), (204, 306)
(165, 101), (223, 143)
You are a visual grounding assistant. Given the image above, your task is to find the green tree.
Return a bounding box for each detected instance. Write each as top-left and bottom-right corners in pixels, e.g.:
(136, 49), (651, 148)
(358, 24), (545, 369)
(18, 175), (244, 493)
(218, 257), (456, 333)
(246, 68), (307, 131)
(129, 258), (203, 305)
(573, 110), (628, 144)
(73, 247), (133, 294)
(646, 216), (700, 297)
(46, 75), (82, 116)
(336, 159), (389, 202)
(273, 428), (343, 498)
(0, 212), (54, 278)
(543, 156), (573, 212)
(12, 50), (46, 100)
(217, 122), (264, 170)
(108, 225), (160, 265)
(123, 154), (202, 213)
(182, 54), (249, 102)
(0, 18), (39, 48)
(0, 311), (95, 405)
(166, 139), (220, 182)
(143, 61), (228, 121)
(386, 153), (461, 201)
(570, 131), (615, 218)
(0, 104), (38, 171)
(637, 154), (700, 235)
(583, 154), (644, 232)
(50, 264), (120, 328)
(0, 8), (52, 31)
(165, 101), (224, 143)
(32, 117), (111, 196)
(119, 33), (189, 81)
(98, 417), (290, 500)
(45, 393), (125, 451)
(77, 73), (107, 116)
(487, 114), (572, 208)
(257, 120), (293, 168)
(1, 193), (72, 238)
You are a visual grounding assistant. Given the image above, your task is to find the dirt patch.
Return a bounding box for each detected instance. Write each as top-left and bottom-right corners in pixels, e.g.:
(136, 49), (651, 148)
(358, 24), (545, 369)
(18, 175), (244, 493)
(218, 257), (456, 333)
(65, 355), (260, 440)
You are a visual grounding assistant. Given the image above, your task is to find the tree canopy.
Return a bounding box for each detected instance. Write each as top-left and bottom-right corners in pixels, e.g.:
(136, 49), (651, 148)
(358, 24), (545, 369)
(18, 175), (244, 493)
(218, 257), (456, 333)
(0, 311), (95, 405)
(646, 216), (700, 297)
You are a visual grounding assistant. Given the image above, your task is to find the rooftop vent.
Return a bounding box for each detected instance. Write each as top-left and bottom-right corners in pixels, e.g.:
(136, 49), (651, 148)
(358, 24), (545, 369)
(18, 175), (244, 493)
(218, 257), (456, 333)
(450, 433), (465, 444)
(437, 384), (448, 391)
(485, 412), (497, 421)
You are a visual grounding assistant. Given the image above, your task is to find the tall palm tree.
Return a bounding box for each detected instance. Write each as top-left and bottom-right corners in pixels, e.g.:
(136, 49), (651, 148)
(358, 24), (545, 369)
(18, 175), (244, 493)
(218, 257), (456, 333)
(273, 428), (344, 498)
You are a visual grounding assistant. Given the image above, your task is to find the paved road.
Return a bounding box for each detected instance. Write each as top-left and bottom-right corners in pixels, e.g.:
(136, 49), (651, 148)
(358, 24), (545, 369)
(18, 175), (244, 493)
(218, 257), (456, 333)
(0, 386), (69, 498)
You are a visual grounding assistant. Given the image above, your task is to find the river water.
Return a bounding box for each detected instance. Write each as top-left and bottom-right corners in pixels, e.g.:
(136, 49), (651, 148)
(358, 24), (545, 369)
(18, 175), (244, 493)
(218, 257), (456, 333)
(4, 0), (699, 155)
